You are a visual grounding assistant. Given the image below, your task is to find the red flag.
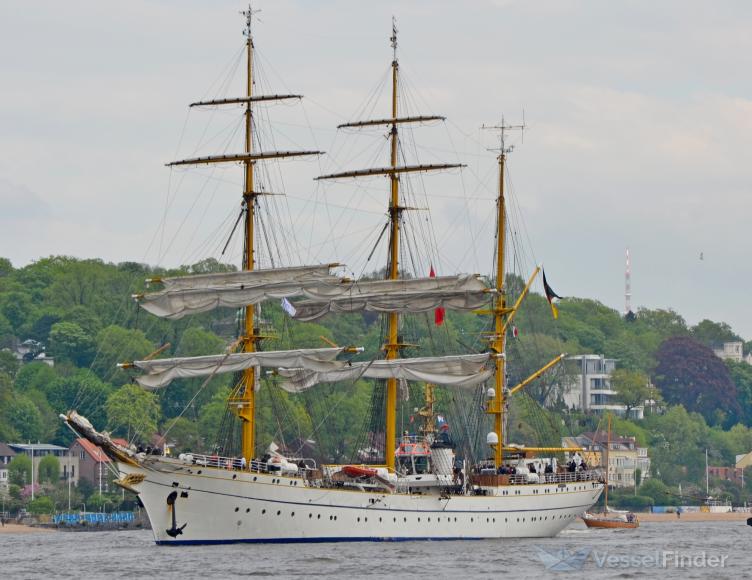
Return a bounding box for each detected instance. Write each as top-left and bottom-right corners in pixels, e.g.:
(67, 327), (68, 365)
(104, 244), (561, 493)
(512, 325), (519, 338)
(429, 264), (445, 326)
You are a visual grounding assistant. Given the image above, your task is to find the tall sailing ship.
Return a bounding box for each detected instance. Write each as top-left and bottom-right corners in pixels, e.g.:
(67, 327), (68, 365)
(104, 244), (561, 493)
(63, 10), (603, 544)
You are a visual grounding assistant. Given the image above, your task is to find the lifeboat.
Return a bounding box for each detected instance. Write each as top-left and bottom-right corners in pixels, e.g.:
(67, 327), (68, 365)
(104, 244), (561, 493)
(342, 465), (379, 478)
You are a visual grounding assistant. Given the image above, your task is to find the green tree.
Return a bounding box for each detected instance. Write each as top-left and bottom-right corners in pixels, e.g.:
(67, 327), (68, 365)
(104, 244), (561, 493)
(37, 455), (60, 484)
(13, 361), (57, 393)
(0, 257), (13, 277)
(106, 384), (161, 442)
(49, 321), (95, 366)
(5, 394), (45, 441)
(0, 350), (18, 377)
(162, 417), (201, 454)
(636, 478), (672, 504)
(691, 319), (740, 348)
(611, 369), (651, 418)
(28, 496), (55, 515)
(8, 454), (32, 487)
(91, 325), (153, 385)
(46, 370), (112, 440)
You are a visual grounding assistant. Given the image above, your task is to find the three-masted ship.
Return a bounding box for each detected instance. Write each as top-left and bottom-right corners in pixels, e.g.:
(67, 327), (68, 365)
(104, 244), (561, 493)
(63, 10), (603, 544)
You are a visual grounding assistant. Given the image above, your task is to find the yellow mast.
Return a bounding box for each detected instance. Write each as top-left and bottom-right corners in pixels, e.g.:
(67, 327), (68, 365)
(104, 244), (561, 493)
(166, 8), (322, 463)
(482, 118), (524, 468)
(384, 20), (400, 473)
(239, 7), (257, 463)
(315, 18), (463, 471)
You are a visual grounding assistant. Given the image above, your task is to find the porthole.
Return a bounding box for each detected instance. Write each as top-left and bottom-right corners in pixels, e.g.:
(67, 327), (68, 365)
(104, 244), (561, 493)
(234, 507), (239, 512)
(317, 514), (321, 519)
(334, 516), (338, 521)
(357, 517), (361, 522)
(365, 517), (368, 522)
(291, 512), (295, 517)
(329, 515), (333, 520)
(379, 517), (382, 522)
(309, 514), (312, 518)
(393, 517), (397, 522)
(403, 517), (407, 523)
(418, 517), (421, 522)
(262, 509), (266, 514)
(245, 508), (250, 513)
(253, 476), (257, 481)
(197, 470), (202, 474)
(276, 510), (281, 516)
(232, 474), (237, 480)
(471, 518), (474, 523)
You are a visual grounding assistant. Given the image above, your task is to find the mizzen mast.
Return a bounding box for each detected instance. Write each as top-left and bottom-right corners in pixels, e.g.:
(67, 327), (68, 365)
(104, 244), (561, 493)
(481, 117), (525, 468)
(166, 6), (322, 462)
(316, 18), (464, 472)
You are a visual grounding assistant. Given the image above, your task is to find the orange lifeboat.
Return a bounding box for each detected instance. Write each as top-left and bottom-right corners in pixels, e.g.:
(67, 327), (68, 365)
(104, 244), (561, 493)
(342, 465), (378, 478)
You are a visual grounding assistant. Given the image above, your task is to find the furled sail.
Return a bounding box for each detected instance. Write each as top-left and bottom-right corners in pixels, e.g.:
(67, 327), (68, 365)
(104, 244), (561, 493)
(133, 347), (346, 390)
(277, 353), (493, 392)
(137, 265), (340, 320)
(291, 275), (489, 321)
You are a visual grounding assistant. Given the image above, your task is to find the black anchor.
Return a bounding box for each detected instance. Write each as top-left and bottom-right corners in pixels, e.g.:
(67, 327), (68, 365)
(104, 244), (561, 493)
(165, 490), (187, 537)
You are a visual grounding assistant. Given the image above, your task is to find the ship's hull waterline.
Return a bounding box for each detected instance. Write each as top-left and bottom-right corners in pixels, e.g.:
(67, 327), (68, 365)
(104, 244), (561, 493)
(121, 460), (604, 544)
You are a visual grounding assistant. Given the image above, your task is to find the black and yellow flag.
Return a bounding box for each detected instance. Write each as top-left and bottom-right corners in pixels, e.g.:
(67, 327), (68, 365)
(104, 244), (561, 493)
(542, 269), (562, 319)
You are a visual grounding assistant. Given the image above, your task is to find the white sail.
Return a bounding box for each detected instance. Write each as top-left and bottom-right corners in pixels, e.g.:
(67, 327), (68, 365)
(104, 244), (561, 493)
(291, 275), (489, 321)
(277, 353), (493, 392)
(138, 265), (340, 320)
(133, 347), (346, 389)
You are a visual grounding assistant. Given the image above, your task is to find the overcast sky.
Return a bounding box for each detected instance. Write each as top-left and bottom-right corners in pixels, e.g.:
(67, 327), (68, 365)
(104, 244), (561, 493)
(1, 0), (751, 339)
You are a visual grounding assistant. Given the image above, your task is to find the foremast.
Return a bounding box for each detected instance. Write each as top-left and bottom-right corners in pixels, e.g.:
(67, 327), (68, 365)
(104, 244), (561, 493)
(166, 6), (322, 463)
(316, 19), (463, 471)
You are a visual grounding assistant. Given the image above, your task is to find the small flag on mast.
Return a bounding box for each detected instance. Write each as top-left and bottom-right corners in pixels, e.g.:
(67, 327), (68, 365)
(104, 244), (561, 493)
(429, 264), (445, 326)
(280, 297), (297, 317)
(542, 269), (562, 319)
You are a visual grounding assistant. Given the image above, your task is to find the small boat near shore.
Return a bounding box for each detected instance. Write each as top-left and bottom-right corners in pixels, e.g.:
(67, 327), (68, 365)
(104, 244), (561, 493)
(583, 511), (638, 529)
(582, 415), (639, 530)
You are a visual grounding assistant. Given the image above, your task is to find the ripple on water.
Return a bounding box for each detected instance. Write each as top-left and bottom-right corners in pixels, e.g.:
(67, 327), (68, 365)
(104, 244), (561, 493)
(0, 522), (747, 579)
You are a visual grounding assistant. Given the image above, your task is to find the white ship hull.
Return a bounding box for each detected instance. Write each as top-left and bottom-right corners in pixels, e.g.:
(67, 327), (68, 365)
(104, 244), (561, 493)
(121, 459), (603, 544)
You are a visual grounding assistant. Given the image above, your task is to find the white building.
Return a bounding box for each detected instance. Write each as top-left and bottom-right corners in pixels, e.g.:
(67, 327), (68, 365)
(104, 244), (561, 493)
(562, 354), (643, 419)
(712, 341), (752, 365)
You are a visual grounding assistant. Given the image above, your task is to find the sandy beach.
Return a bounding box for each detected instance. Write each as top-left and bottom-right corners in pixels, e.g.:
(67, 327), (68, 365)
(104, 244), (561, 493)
(635, 511), (750, 522)
(0, 523), (56, 534)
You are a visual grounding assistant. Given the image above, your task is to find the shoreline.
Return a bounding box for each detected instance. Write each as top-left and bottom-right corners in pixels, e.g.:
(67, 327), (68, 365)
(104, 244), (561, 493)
(0, 523), (57, 534)
(637, 511), (749, 522)
(581, 511), (751, 523)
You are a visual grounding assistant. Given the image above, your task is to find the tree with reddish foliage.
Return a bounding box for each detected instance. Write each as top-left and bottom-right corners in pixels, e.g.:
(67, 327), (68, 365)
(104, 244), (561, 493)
(653, 336), (741, 427)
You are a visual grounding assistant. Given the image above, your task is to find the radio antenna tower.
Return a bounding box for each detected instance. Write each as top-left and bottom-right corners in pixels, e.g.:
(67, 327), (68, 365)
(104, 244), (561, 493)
(624, 248), (634, 318)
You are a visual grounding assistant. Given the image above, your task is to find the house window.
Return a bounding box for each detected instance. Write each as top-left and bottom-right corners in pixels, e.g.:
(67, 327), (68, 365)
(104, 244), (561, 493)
(80, 451), (85, 460)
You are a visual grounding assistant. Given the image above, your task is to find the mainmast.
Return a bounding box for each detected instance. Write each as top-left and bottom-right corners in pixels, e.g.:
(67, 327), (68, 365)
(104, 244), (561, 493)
(316, 19), (463, 472)
(165, 6), (322, 462)
(241, 6), (257, 463)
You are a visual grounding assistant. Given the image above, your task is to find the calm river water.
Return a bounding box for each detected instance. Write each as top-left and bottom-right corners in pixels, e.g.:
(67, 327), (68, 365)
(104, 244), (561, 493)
(1, 520), (746, 578)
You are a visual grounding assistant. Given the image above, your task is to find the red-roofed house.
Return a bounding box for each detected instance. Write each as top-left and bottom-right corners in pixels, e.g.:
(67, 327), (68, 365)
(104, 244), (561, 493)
(69, 438), (128, 492)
